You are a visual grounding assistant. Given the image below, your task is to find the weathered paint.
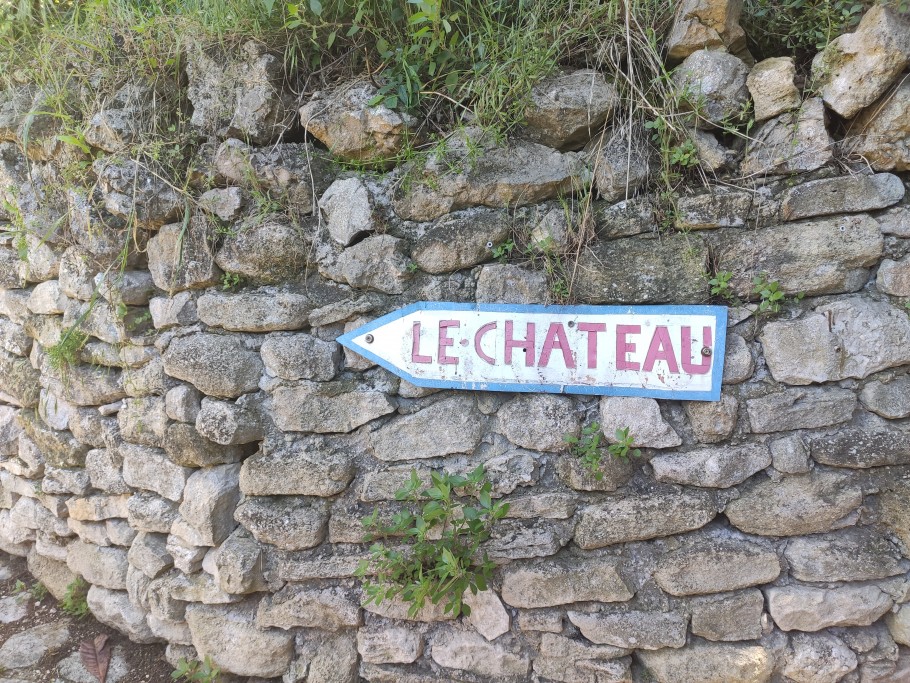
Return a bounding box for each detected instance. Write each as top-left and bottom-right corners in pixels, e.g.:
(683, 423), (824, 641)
(339, 302), (728, 401)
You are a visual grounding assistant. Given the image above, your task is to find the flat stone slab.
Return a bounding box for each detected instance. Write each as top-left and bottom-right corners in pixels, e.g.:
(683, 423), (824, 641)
(0, 622), (70, 669)
(0, 594), (28, 624)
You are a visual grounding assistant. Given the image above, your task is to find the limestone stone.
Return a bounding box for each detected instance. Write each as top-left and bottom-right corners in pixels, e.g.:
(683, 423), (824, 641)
(761, 298), (910, 385)
(601, 396), (681, 449)
(861, 375), (910, 419)
(431, 630), (530, 679)
(185, 600), (294, 678)
(197, 187), (243, 221)
(593, 195), (656, 239)
(357, 626), (423, 664)
(66, 539), (129, 590)
(59, 492), (127, 524)
(270, 380), (396, 433)
(653, 539), (780, 596)
(38, 388), (74, 432)
(87, 585), (158, 643)
(476, 263), (550, 304)
(568, 610), (687, 650)
(128, 492), (178, 534)
(42, 467), (90, 495)
(240, 434), (356, 497)
(198, 289), (309, 333)
(412, 209), (511, 275)
(812, 5), (910, 120)
(85, 449), (130, 495)
(849, 79), (910, 172)
(26, 550), (77, 600)
(783, 632), (858, 683)
(575, 489), (718, 548)
(165, 534), (207, 574)
(95, 270), (156, 307)
(392, 129), (587, 222)
(194, 394), (265, 446)
(673, 50), (750, 128)
(0, 349), (40, 407)
(165, 385), (203, 423)
(740, 98), (833, 176)
(300, 79), (414, 163)
(213, 138), (331, 213)
(666, 0), (746, 61)
(147, 217), (221, 294)
(234, 497), (327, 550)
(497, 394), (580, 452)
(214, 527), (266, 594)
(638, 642), (772, 683)
(18, 413), (88, 468)
(58, 246), (104, 301)
(651, 443), (770, 488)
(163, 333), (264, 399)
(0, 318), (30, 356)
(555, 453), (636, 493)
(256, 584), (361, 630)
(215, 216), (311, 287)
(297, 631), (359, 683)
(878, 255), (910, 296)
(810, 416), (910, 468)
(260, 333), (339, 381)
(10, 496), (69, 537)
(886, 604), (910, 646)
(0, 594), (27, 624)
(177, 464), (241, 546)
(770, 434), (810, 474)
(463, 588), (510, 641)
(128, 531), (173, 579)
(747, 57), (800, 121)
(149, 292), (199, 329)
(121, 443), (191, 502)
(319, 176), (375, 246)
(118, 396), (168, 448)
(164, 423), (245, 468)
(690, 590), (764, 642)
(26, 280), (67, 315)
(684, 394), (738, 443)
(534, 633), (632, 683)
(766, 584), (892, 631)
(362, 594), (456, 622)
(725, 470), (861, 536)
(574, 233), (707, 304)
(0, 622), (70, 670)
(500, 556), (632, 608)
(484, 518), (570, 561)
(709, 215), (883, 299)
(785, 528), (906, 582)
(689, 128), (730, 171)
(674, 189), (753, 230)
(588, 133), (651, 202)
(781, 173), (904, 221)
(324, 233), (410, 295)
(746, 387), (856, 433)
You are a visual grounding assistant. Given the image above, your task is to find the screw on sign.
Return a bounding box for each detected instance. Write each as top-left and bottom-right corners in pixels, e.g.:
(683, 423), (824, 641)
(340, 302), (728, 401)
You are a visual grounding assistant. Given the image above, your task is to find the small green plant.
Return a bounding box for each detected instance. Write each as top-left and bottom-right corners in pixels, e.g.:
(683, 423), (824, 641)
(406, 261), (420, 274)
(356, 465), (508, 618)
(12, 579), (27, 595)
(171, 656), (221, 683)
(668, 139), (699, 168)
(61, 577), (90, 618)
(708, 270), (738, 304)
(46, 326), (89, 371)
(30, 582), (49, 601)
(491, 239), (516, 262)
(220, 272), (243, 291)
(565, 423), (641, 480)
(752, 273), (805, 314)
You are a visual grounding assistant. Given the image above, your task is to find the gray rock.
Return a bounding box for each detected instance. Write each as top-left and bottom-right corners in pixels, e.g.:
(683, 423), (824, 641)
(653, 539), (781, 596)
(95, 269), (156, 306)
(674, 189), (753, 230)
(769, 434), (810, 474)
(666, 0), (746, 61)
(786, 528), (906, 582)
(476, 263), (550, 304)
(600, 396), (681, 449)
(128, 492), (178, 534)
(296, 630), (359, 683)
(430, 630), (530, 678)
(464, 588), (510, 641)
(214, 215), (311, 284)
(319, 177), (375, 246)
(87, 585), (158, 643)
(213, 138), (331, 213)
(0, 622), (70, 669)
(240, 434), (356, 497)
(746, 387), (856, 433)
(498, 394), (580, 452)
(300, 80), (414, 163)
(484, 519), (570, 562)
(197, 187), (244, 222)
(256, 584), (361, 630)
(18, 412), (89, 468)
(93, 158), (183, 228)
(66, 494), (130, 522)
(740, 98), (833, 176)
(500, 556), (631, 608)
(725, 470), (862, 536)
(234, 497), (327, 550)
(651, 443), (770, 488)
(878, 255), (910, 296)
(214, 527), (266, 594)
(766, 584), (892, 631)
(673, 50), (750, 128)
(357, 626), (423, 664)
(849, 78), (910, 172)
(556, 453), (636, 492)
(147, 217), (221, 293)
(638, 642), (772, 683)
(690, 590), (764, 642)
(197, 289), (310, 332)
(118, 396), (168, 447)
(163, 333), (264, 399)
(761, 297), (910, 385)
(684, 393), (738, 443)
(781, 173), (904, 221)
(810, 416), (910, 468)
(0, 594), (27, 624)
(0, 318), (30, 356)
(149, 292), (199, 329)
(186, 40), (294, 144)
(0, 349), (40, 407)
(329, 234), (411, 294)
(523, 69), (618, 150)
(588, 132), (651, 202)
(534, 633), (631, 683)
(861, 375), (910, 419)
(576, 489), (718, 548)
(747, 57), (800, 121)
(811, 5), (910, 120)
(393, 128), (587, 222)
(887, 604), (910, 646)
(593, 195), (656, 239)
(568, 610), (687, 650)
(165, 385), (203, 423)
(121, 443), (191, 502)
(783, 632), (858, 683)
(708, 214), (882, 299)
(165, 534), (207, 574)
(411, 209), (511, 275)
(58, 246), (102, 301)
(128, 531), (173, 579)
(193, 395), (265, 447)
(185, 600), (294, 678)
(178, 464), (241, 546)
(42, 466), (91, 496)
(85, 448), (130, 494)
(269, 379), (396, 433)
(27, 550), (77, 601)
(689, 128), (730, 171)
(27, 280), (67, 315)
(574, 233), (707, 304)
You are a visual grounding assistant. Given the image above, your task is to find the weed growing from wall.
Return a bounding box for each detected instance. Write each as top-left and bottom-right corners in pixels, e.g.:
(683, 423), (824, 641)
(565, 422), (641, 480)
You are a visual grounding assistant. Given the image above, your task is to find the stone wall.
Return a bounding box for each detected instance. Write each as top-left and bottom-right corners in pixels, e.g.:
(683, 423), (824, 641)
(1, 3), (910, 681)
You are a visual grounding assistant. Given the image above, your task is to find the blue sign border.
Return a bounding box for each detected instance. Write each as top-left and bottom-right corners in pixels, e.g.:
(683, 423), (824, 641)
(338, 302), (728, 401)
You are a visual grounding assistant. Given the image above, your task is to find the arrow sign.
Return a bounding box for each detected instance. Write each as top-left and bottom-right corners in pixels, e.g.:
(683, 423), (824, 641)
(338, 302), (727, 401)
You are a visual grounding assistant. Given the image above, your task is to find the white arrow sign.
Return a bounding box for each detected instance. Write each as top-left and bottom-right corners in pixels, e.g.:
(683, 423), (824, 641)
(338, 302), (727, 401)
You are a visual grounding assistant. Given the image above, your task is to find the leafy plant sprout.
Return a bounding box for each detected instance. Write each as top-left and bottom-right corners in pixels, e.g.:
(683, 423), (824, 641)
(565, 422), (641, 480)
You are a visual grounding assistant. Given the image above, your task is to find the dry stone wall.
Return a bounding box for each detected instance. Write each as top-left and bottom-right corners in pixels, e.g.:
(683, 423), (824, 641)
(2, 3), (910, 681)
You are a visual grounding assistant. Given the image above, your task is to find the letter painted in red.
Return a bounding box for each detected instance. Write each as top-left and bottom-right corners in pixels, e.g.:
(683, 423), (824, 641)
(474, 322), (497, 365)
(682, 326), (713, 374)
(539, 322), (576, 368)
(438, 320), (460, 365)
(643, 326), (680, 373)
(505, 320), (535, 367)
(616, 325), (641, 371)
(411, 321), (432, 364)
(577, 322), (606, 369)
